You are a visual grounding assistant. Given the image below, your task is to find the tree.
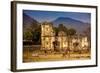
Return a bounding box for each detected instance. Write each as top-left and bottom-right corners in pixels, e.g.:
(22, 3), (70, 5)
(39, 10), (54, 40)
(23, 30), (33, 40)
(23, 23), (41, 45)
(54, 27), (59, 36)
(67, 28), (76, 36)
(32, 31), (41, 44)
(32, 25), (41, 44)
(58, 24), (68, 35)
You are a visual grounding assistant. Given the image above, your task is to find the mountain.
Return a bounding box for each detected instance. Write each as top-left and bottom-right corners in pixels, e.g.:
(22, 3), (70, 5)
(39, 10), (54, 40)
(23, 14), (90, 34)
(52, 17), (90, 34)
(23, 13), (39, 31)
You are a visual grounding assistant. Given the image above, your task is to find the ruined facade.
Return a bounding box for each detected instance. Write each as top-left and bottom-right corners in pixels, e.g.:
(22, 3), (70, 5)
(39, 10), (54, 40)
(41, 22), (55, 50)
(41, 22), (89, 51)
(57, 31), (68, 50)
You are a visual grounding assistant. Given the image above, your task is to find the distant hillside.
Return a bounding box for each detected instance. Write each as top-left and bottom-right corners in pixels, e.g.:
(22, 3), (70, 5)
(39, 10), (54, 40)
(23, 13), (39, 31)
(23, 13), (90, 34)
(52, 17), (90, 34)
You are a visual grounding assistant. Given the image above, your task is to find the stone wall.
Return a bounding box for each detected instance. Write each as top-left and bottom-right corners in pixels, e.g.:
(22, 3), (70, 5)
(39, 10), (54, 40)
(41, 22), (89, 51)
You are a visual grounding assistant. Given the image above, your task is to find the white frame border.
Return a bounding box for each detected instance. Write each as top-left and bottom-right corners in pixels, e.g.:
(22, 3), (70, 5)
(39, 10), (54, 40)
(15, 2), (97, 70)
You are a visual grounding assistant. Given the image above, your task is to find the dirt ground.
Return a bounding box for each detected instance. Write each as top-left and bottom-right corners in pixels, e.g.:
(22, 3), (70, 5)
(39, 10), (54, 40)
(23, 49), (91, 62)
